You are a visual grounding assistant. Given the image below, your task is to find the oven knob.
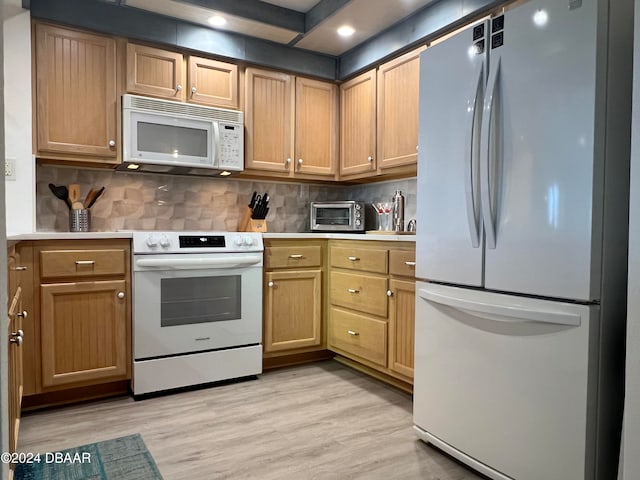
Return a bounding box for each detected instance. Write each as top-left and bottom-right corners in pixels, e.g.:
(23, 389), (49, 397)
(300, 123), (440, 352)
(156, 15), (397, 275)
(243, 236), (254, 246)
(355, 219), (361, 226)
(146, 234), (158, 248)
(234, 236), (244, 247)
(159, 234), (170, 248)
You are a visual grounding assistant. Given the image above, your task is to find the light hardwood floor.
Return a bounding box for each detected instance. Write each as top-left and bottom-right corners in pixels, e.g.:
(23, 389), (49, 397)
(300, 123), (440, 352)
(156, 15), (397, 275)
(18, 361), (484, 480)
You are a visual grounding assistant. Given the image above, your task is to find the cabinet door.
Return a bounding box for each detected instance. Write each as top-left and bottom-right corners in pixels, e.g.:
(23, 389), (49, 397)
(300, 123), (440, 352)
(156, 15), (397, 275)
(377, 47), (425, 169)
(245, 68), (293, 173)
(40, 280), (129, 388)
(35, 24), (117, 159)
(294, 77), (338, 177)
(188, 56), (238, 109)
(8, 285), (23, 454)
(126, 43), (184, 100)
(388, 278), (415, 379)
(264, 270), (322, 352)
(340, 69), (377, 176)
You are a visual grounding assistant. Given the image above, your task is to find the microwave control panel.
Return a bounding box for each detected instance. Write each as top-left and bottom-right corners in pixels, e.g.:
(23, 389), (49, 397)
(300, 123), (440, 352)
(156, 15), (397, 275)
(218, 123), (244, 171)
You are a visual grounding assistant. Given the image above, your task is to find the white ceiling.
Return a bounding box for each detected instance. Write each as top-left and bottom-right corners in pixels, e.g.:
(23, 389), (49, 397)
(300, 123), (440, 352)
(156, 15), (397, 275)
(123, 0), (436, 56)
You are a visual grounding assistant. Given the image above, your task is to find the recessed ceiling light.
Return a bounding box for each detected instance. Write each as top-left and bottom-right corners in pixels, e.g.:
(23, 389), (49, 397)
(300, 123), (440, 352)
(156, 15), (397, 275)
(337, 25), (355, 37)
(208, 15), (227, 27)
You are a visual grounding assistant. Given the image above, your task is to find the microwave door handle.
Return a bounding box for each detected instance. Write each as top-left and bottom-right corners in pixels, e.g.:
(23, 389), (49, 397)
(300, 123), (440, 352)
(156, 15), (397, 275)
(212, 122), (220, 168)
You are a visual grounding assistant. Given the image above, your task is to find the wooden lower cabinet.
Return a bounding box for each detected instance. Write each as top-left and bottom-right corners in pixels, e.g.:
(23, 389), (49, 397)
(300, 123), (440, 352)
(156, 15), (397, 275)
(327, 241), (415, 387)
(15, 239), (131, 409)
(8, 286), (24, 456)
(263, 240), (329, 366)
(264, 270), (322, 352)
(388, 278), (415, 378)
(40, 280), (128, 387)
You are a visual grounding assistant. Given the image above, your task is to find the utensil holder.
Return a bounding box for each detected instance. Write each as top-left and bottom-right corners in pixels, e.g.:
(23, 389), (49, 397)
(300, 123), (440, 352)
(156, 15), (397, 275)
(69, 209), (90, 232)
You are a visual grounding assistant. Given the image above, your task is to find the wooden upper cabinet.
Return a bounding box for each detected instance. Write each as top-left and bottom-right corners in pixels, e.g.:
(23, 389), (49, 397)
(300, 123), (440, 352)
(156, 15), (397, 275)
(126, 43), (184, 100)
(244, 68), (293, 173)
(35, 24), (117, 160)
(188, 56), (238, 109)
(377, 47), (425, 169)
(294, 77), (338, 177)
(340, 69), (377, 177)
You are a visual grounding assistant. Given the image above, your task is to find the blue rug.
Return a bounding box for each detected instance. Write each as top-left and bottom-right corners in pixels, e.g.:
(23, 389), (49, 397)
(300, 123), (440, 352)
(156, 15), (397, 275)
(15, 433), (163, 480)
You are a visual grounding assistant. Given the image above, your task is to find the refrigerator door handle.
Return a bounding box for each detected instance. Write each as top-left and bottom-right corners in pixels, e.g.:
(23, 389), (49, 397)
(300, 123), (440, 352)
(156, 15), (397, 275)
(417, 288), (581, 327)
(464, 62), (484, 248)
(480, 58), (501, 249)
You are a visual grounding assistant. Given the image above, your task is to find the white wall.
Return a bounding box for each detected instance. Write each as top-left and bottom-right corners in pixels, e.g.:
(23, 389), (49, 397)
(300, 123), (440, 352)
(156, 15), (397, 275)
(622, 0), (640, 478)
(3, 1), (34, 234)
(0, 2), (9, 478)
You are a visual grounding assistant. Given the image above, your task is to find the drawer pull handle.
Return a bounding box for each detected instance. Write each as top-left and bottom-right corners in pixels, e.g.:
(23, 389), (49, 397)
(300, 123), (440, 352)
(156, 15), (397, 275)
(75, 260), (95, 266)
(404, 261), (416, 266)
(11, 266), (27, 271)
(289, 254), (304, 259)
(347, 288), (360, 294)
(347, 330), (359, 336)
(347, 256), (360, 261)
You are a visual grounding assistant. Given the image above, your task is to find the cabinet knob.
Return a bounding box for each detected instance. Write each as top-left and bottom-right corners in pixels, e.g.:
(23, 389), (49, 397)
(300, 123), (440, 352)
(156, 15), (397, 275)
(17, 310), (27, 319)
(285, 158), (291, 166)
(11, 330), (24, 339)
(117, 292), (125, 299)
(268, 281), (274, 288)
(176, 84), (183, 92)
(191, 86), (197, 94)
(367, 156), (374, 162)
(109, 140), (116, 147)
(298, 158), (303, 166)
(347, 330), (359, 336)
(387, 290), (393, 297)
(9, 336), (23, 346)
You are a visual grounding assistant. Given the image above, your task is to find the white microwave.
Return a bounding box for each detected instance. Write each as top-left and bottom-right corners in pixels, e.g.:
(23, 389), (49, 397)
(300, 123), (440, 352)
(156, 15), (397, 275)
(121, 94), (244, 176)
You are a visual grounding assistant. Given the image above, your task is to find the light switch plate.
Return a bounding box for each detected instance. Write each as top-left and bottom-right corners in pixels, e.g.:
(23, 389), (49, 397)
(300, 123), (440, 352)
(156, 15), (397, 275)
(5, 158), (16, 181)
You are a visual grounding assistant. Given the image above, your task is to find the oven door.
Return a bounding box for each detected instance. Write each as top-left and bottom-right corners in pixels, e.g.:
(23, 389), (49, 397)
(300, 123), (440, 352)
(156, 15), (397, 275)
(133, 253), (262, 359)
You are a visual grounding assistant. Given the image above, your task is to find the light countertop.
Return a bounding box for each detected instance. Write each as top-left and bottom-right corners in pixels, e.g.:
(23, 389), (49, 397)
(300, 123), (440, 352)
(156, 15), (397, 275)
(7, 231), (134, 241)
(7, 231), (415, 242)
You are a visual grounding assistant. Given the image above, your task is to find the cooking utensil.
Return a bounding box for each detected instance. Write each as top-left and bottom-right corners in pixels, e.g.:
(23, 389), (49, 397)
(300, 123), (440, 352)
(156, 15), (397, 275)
(68, 184), (83, 210)
(83, 187), (98, 209)
(48, 183), (71, 209)
(86, 186), (105, 209)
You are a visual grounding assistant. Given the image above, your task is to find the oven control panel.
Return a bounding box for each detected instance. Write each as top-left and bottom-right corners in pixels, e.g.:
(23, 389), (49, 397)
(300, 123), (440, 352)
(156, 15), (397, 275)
(133, 231), (263, 254)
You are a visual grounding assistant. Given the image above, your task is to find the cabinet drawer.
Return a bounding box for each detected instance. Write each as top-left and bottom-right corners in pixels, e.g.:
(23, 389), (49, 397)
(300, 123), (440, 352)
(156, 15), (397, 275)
(330, 271), (387, 317)
(330, 246), (388, 274)
(389, 250), (416, 277)
(40, 249), (126, 279)
(265, 245), (322, 269)
(329, 308), (387, 367)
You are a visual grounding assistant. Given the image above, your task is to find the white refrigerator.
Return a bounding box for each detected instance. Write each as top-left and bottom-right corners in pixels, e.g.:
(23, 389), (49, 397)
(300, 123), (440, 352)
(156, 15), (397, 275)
(413, 1), (632, 479)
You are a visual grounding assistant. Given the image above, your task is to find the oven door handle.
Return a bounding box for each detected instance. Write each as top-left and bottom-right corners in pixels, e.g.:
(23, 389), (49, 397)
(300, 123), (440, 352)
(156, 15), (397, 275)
(135, 256), (262, 269)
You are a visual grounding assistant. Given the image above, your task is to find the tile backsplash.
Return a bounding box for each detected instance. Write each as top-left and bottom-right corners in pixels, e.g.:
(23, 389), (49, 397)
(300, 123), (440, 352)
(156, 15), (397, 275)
(36, 165), (416, 233)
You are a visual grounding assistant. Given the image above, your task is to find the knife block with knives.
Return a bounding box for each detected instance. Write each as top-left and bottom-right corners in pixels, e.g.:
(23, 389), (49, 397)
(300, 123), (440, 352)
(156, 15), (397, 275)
(239, 191), (269, 232)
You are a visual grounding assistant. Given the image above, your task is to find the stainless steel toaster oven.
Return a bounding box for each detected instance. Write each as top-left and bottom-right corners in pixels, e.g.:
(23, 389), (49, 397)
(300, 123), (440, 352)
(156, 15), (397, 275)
(310, 201), (365, 232)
